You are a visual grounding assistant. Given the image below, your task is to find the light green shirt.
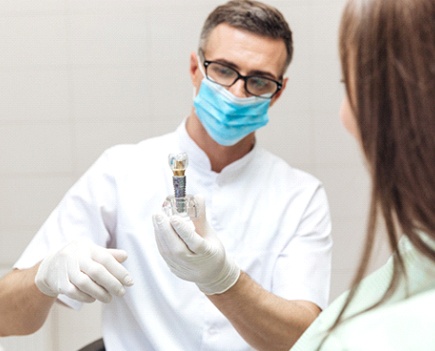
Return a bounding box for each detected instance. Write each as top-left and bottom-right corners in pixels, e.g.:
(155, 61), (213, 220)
(291, 236), (435, 351)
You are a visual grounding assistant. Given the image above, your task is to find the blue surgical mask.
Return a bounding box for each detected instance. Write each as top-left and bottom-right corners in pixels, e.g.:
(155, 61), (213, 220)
(193, 78), (271, 146)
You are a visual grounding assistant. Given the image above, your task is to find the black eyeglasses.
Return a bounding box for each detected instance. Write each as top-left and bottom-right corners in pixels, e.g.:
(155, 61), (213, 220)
(202, 59), (282, 99)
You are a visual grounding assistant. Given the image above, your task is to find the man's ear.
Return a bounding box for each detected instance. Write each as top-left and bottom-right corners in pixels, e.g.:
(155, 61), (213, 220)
(190, 51), (202, 85)
(270, 76), (288, 107)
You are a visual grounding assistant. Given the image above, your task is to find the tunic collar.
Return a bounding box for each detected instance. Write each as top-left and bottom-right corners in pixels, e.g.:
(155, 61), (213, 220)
(175, 120), (259, 181)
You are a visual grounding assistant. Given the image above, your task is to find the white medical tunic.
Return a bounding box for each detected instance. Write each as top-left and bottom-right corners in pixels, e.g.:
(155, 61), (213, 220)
(15, 122), (332, 351)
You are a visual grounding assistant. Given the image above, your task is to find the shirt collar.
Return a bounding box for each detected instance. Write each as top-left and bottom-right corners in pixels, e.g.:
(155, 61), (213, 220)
(176, 119), (259, 180)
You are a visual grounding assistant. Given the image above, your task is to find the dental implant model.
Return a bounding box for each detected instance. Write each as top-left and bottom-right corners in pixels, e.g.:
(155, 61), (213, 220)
(163, 152), (197, 218)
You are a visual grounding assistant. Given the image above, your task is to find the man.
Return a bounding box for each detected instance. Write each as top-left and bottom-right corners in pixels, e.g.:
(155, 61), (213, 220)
(0, 1), (332, 350)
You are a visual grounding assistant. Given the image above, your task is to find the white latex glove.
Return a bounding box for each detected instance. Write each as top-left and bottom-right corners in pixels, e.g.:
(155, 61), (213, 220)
(152, 195), (240, 295)
(35, 239), (134, 303)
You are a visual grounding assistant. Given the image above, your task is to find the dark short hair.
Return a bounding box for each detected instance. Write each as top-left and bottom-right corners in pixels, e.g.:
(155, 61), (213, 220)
(199, 0), (293, 73)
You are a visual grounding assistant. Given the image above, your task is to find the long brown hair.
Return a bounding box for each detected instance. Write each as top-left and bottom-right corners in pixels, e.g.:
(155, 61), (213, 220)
(330, 0), (435, 337)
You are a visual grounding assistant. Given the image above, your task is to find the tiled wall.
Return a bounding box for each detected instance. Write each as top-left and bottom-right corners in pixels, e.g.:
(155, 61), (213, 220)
(0, 1), (390, 350)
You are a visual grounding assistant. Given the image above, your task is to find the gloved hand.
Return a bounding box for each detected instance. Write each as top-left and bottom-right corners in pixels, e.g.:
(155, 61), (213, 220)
(152, 195), (240, 295)
(35, 239), (134, 303)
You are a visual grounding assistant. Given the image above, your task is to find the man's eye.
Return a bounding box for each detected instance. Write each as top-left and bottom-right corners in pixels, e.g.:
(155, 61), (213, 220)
(250, 77), (271, 89)
(214, 66), (234, 77)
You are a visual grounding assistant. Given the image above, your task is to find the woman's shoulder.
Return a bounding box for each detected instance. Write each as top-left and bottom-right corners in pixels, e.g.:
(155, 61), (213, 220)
(322, 288), (435, 350)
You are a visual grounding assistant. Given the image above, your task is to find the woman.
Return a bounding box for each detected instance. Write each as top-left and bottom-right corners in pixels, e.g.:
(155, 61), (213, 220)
(291, 0), (435, 349)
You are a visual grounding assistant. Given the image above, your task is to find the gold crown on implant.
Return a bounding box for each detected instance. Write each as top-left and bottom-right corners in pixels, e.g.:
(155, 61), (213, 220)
(168, 152), (188, 176)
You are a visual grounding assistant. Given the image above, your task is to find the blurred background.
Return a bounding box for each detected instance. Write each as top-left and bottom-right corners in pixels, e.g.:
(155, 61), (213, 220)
(0, 0), (389, 350)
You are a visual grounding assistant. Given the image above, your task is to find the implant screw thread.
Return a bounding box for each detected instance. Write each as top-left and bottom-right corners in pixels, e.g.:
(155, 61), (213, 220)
(173, 176), (187, 213)
(168, 153), (189, 215)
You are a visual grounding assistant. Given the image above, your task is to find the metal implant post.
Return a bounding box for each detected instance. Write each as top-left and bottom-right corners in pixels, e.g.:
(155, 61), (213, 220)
(168, 152), (188, 214)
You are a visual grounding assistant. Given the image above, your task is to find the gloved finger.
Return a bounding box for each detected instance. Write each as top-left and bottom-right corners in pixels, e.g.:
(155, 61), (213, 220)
(107, 249), (128, 263)
(153, 213), (173, 252)
(92, 247), (134, 286)
(153, 217), (170, 257)
(59, 284), (97, 303)
(153, 213), (189, 254)
(170, 216), (208, 254)
(191, 194), (208, 236)
(67, 267), (113, 303)
(79, 257), (128, 298)
(57, 267), (98, 303)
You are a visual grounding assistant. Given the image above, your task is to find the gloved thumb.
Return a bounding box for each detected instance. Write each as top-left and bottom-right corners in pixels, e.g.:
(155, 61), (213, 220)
(107, 249), (128, 263)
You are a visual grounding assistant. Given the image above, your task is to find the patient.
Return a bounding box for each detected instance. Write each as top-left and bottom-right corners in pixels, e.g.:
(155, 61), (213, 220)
(290, 0), (435, 349)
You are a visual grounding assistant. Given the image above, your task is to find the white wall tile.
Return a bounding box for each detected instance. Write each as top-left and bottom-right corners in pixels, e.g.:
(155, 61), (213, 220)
(313, 165), (371, 219)
(68, 13), (149, 66)
(281, 4), (318, 58)
(67, 0), (145, 14)
(149, 118), (181, 138)
(0, 0), (66, 15)
(283, 58), (317, 114)
(0, 16), (69, 67)
(309, 59), (343, 114)
(310, 2), (346, 59)
(313, 110), (362, 166)
(73, 121), (161, 174)
(0, 176), (75, 234)
(0, 123), (73, 174)
(53, 302), (102, 351)
(0, 68), (70, 122)
(146, 7), (209, 63)
(279, 5), (317, 114)
(329, 270), (354, 301)
(71, 66), (151, 122)
(268, 0), (311, 6)
(331, 217), (368, 273)
(257, 111), (314, 167)
(0, 229), (43, 265)
(148, 61), (194, 119)
(330, 228), (392, 302)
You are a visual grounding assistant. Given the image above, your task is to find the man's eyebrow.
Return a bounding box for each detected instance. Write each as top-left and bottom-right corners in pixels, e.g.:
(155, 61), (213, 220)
(212, 58), (280, 80)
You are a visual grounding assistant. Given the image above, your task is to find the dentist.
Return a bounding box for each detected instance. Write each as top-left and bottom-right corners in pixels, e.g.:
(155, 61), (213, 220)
(0, 2), (332, 350)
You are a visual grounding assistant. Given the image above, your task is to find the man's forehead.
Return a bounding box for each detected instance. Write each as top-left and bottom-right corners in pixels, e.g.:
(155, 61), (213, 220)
(204, 24), (287, 77)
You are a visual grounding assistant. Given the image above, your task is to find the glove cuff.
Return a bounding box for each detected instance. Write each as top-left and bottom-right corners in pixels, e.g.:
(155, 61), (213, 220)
(34, 260), (59, 298)
(197, 260), (241, 295)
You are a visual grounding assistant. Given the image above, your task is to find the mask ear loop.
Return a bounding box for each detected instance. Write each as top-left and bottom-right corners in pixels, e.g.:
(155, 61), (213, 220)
(197, 53), (206, 77)
(193, 53), (206, 100)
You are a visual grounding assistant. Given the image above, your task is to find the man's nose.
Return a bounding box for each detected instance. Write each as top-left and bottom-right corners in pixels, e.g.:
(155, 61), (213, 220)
(228, 78), (249, 98)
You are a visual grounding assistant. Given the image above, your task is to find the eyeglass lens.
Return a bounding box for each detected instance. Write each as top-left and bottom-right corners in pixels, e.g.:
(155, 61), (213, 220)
(206, 62), (279, 97)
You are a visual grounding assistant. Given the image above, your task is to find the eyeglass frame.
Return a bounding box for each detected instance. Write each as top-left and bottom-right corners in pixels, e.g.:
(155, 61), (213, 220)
(199, 54), (283, 99)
